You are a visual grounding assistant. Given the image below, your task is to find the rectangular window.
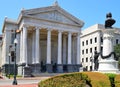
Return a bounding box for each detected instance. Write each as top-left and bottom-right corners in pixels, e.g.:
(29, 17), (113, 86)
(82, 50), (84, 54)
(86, 57), (88, 62)
(82, 58), (84, 62)
(82, 41), (84, 46)
(116, 39), (119, 44)
(11, 33), (15, 44)
(86, 49), (88, 54)
(95, 47), (97, 51)
(95, 37), (97, 43)
(90, 48), (92, 53)
(90, 39), (92, 44)
(86, 40), (88, 45)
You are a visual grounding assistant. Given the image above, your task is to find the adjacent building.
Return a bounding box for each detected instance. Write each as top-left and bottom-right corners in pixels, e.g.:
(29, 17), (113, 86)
(81, 24), (120, 71)
(1, 3), (84, 76)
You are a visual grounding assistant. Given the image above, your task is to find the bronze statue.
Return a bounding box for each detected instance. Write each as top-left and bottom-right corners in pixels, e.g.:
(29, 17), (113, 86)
(94, 51), (99, 71)
(105, 12), (116, 28)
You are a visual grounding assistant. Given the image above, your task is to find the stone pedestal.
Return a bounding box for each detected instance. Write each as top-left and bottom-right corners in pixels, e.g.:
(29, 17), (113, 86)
(46, 64), (53, 73)
(98, 29), (119, 73)
(99, 60), (118, 73)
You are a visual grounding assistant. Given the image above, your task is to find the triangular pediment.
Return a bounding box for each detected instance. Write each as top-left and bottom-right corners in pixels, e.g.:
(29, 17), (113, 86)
(21, 6), (84, 26)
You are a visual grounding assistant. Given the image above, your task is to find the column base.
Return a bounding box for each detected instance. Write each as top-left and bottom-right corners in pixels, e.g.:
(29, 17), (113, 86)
(57, 64), (63, 73)
(67, 65), (73, 72)
(32, 64), (41, 74)
(23, 66), (31, 77)
(46, 64), (53, 73)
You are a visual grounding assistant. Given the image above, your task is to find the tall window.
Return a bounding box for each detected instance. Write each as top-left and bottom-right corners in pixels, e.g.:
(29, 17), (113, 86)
(95, 37), (97, 43)
(82, 41), (84, 46)
(86, 57), (88, 62)
(101, 37), (103, 43)
(86, 49), (88, 54)
(90, 48), (92, 53)
(95, 47), (97, 51)
(82, 50), (84, 54)
(86, 40), (88, 45)
(90, 39), (92, 44)
(116, 39), (119, 44)
(11, 33), (15, 44)
(82, 58), (84, 62)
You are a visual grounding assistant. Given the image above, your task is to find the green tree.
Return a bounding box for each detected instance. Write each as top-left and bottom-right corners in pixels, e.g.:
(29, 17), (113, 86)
(114, 44), (120, 69)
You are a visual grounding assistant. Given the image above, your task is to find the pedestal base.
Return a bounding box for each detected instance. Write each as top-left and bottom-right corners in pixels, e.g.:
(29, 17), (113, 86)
(98, 60), (119, 73)
(46, 64), (53, 73)
(57, 64), (63, 73)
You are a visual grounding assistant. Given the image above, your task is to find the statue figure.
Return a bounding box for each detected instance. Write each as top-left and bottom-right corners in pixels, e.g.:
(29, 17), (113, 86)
(105, 12), (116, 28)
(94, 51), (99, 71)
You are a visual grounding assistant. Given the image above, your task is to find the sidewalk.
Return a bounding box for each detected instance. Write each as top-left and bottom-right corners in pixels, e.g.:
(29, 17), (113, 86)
(0, 84), (38, 87)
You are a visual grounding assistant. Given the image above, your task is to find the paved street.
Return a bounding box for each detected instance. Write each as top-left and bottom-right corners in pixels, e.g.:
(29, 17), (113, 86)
(0, 77), (50, 87)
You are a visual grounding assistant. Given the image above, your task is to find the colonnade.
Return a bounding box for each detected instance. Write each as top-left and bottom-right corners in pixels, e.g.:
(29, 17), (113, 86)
(19, 26), (81, 73)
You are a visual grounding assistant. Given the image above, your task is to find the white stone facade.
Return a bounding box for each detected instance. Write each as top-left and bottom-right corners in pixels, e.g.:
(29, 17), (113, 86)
(81, 24), (120, 71)
(1, 4), (84, 76)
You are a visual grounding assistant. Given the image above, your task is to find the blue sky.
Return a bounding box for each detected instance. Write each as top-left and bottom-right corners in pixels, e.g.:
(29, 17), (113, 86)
(0, 0), (120, 34)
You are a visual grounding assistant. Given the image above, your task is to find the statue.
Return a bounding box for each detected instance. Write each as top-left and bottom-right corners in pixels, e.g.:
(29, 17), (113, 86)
(105, 12), (116, 28)
(94, 51), (99, 71)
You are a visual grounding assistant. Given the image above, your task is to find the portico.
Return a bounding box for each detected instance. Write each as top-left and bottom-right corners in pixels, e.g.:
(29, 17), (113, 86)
(1, 2), (84, 77)
(19, 25), (82, 75)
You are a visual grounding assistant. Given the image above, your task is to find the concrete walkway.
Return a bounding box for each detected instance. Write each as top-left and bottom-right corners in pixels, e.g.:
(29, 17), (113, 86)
(0, 77), (50, 87)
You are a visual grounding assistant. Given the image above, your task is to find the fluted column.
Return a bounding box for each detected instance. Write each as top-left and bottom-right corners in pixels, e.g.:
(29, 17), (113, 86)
(57, 31), (63, 72)
(46, 29), (52, 73)
(35, 28), (40, 64)
(57, 31), (62, 64)
(77, 33), (80, 64)
(20, 29), (23, 63)
(68, 32), (72, 64)
(22, 26), (28, 66)
(63, 35), (67, 64)
(32, 31), (35, 64)
(47, 30), (51, 64)
(67, 32), (73, 72)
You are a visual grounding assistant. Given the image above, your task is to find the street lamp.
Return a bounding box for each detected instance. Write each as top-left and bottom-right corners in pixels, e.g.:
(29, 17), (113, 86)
(12, 37), (18, 85)
(8, 45), (12, 79)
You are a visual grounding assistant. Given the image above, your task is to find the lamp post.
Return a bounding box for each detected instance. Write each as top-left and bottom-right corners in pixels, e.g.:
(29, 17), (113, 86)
(8, 45), (12, 79)
(12, 33), (18, 85)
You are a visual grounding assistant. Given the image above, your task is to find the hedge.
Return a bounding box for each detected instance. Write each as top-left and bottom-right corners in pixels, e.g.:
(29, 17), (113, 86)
(83, 72), (111, 87)
(115, 74), (120, 87)
(38, 72), (88, 87)
(38, 72), (113, 87)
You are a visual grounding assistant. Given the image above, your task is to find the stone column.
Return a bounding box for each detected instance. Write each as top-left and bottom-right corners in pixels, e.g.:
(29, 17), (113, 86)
(46, 29), (52, 73)
(32, 31), (35, 64)
(35, 28), (40, 64)
(76, 33), (81, 72)
(67, 32), (73, 72)
(63, 35), (67, 64)
(57, 31), (63, 72)
(22, 26), (28, 66)
(77, 33), (80, 64)
(20, 29), (23, 64)
(34, 27), (41, 73)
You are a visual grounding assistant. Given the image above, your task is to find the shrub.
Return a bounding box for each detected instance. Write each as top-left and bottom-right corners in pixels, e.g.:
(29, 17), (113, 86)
(38, 72), (87, 87)
(106, 73), (116, 87)
(115, 74), (120, 87)
(83, 72), (111, 87)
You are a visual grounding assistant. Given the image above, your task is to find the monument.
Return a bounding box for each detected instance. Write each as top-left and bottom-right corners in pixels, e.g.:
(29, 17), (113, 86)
(98, 13), (119, 73)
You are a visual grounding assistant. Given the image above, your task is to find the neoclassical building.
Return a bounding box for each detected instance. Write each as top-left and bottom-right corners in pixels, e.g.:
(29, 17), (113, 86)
(81, 24), (120, 71)
(1, 3), (84, 76)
